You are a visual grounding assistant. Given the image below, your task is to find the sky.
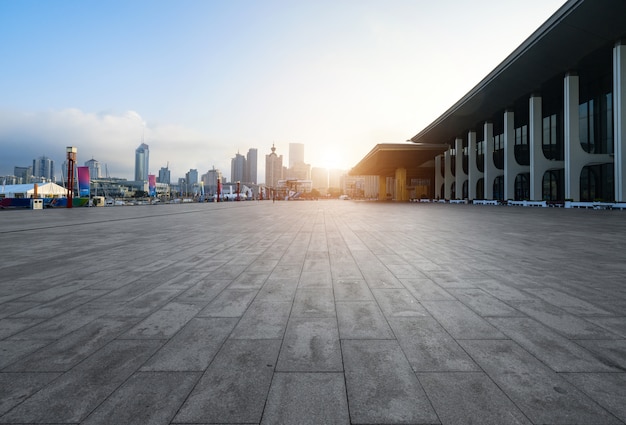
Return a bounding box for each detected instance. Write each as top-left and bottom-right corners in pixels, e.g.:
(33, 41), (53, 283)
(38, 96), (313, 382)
(0, 0), (566, 183)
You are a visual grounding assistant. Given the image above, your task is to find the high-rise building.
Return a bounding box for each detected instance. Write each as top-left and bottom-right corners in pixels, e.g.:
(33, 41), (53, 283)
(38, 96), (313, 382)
(231, 152), (246, 183)
(134, 143), (149, 181)
(32, 156), (55, 182)
(201, 167), (222, 195)
(157, 166), (170, 184)
(289, 143), (304, 168)
(85, 158), (101, 179)
(14, 166), (32, 184)
(185, 169), (198, 195)
(265, 144), (283, 189)
(246, 148), (258, 184)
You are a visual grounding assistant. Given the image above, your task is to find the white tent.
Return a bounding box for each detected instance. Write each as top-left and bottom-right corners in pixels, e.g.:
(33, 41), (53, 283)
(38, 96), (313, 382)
(0, 182), (68, 198)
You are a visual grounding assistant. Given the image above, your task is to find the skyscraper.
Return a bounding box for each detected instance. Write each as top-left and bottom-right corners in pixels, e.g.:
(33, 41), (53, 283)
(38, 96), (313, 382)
(135, 143), (149, 181)
(289, 143), (304, 168)
(85, 158), (101, 179)
(246, 148), (258, 184)
(265, 144), (283, 189)
(158, 166), (170, 184)
(202, 167), (222, 195)
(14, 166), (32, 184)
(32, 156), (55, 182)
(231, 152), (246, 183)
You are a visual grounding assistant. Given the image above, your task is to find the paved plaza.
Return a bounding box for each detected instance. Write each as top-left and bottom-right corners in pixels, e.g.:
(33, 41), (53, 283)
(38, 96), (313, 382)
(0, 200), (625, 424)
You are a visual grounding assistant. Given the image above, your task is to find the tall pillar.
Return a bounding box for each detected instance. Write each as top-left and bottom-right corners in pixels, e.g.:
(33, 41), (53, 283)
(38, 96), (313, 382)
(467, 131), (481, 200)
(615, 41), (626, 202)
(503, 110), (515, 200)
(564, 72), (582, 201)
(530, 95), (544, 200)
(444, 149), (453, 200)
(395, 168), (407, 201)
(483, 121), (496, 199)
(378, 175), (387, 201)
(455, 138), (467, 199)
(434, 155), (443, 199)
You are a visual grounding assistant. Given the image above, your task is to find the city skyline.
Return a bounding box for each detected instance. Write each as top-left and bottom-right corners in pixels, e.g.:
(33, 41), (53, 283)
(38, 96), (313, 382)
(0, 1), (565, 181)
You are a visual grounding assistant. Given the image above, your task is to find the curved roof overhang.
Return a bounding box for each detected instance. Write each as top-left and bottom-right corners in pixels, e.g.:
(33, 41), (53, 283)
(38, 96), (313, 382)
(409, 0), (626, 145)
(349, 143), (448, 177)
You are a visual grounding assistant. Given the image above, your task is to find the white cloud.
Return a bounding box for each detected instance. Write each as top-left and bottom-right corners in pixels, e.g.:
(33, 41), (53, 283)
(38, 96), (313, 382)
(0, 108), (237, 181)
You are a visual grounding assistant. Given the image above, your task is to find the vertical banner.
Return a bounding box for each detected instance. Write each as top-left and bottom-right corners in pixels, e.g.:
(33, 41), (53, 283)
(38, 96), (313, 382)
(148, 174), (156, 197)
(77, 166), (90, 197)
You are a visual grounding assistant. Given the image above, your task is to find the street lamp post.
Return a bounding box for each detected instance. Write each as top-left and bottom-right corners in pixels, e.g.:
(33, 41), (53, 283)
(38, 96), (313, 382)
(66, 146), (77, 208)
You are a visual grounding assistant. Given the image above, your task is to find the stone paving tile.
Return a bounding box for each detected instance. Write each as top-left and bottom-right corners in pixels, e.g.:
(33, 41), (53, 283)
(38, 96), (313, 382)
(291, 288), (335, 317)
(508, 300), (619, 339)
(173, 339), (281, 424)
(5, 316), (137, 372)
(400, 278), (455, 301)
(342, 339), (438, 424)
(81, 371), (199, 425)
(197, 288), (257, 317)
(0, 339), (163, 423)
(0, 372), (60, 416)
(421, 300), (507, 339)
(447, 287), (523, 317)
(141, 317), (237, 371)
(229, 301), (292, 339)
(460, 339), (621, 424)
(262, 372), (350, 424)
(389, 317), (480, 372)
(488, 317), (621, 372)
(418, 372), (532, 425)
(333, 278), (374, 301)
(276, 316), (342, 372)
(371, 288), (429, 317)
(0, 340), (49, 369)
(336, 301), (394, 339)
(561, 373), (626, 423)
(121, 301), (204, 339)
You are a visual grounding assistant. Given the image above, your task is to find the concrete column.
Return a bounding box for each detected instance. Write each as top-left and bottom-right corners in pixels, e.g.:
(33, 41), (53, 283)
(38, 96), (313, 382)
(378, 175), (387, 201)
(483, 122), (496, 199)
(467, 131), (482, 200)
(529, 95), (544, 200)
(615, 41), (626, 202)
(564, 72), (583, 201)
(564, 72), (613, 201)
(395, 168), (407, 201)
(455, 138), (467, 199)
(503, 110), (515, 200)
(444, 149), (453, 200)
(434, 155), (443, 199)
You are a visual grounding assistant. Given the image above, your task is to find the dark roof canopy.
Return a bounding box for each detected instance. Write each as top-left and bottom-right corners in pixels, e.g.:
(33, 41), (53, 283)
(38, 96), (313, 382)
(409, 0), (626, 145)
(350, 143), (447, 177)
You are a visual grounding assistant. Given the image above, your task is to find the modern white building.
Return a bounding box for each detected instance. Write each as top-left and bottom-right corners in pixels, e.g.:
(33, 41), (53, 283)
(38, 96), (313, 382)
(352, 0), (626, 204)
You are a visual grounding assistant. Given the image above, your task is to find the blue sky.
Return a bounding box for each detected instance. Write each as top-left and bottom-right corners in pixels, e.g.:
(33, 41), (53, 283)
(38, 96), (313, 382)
(1, 0), (565, 182)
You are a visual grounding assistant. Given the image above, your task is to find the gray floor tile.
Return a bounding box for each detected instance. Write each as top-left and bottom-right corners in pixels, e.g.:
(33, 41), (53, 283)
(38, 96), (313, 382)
(336, 301), (394, 339)
(342, 339), (438, 424)
(81, 371), (199, 425)
(262, 373), (349, 425)
(173, 339), (281, 424)
(460, 339), (621, 424)
(419, 372), (532, 425)
(276, 317), (342, 372)
(421, 300), (506, 339)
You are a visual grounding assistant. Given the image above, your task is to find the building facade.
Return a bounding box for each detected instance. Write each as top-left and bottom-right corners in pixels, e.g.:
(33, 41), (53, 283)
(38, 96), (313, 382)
(351, 0), (626, 204)
(32, 156), (55, 182)
(246, 148), (258, 184)
(231, 152), (246, 183)
(265, 144), (283, 189)
(134, 143), (149, 181)
(157, 166), (171, 184)
(85, 158), (101, 179)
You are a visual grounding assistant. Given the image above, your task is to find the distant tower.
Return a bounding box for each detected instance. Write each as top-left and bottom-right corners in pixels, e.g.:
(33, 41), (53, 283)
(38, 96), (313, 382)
(201, 167), (222, 195)
(135, 143), (149, 181)
(265, 144), (283, 189)
(289, 143), (304, 168)
(85, 158), (101, 179)
(32, 155), (55, 182)
(158, 165), (170, 184)
(231, 152), (246, 183)
(246, 148), (258, 184)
